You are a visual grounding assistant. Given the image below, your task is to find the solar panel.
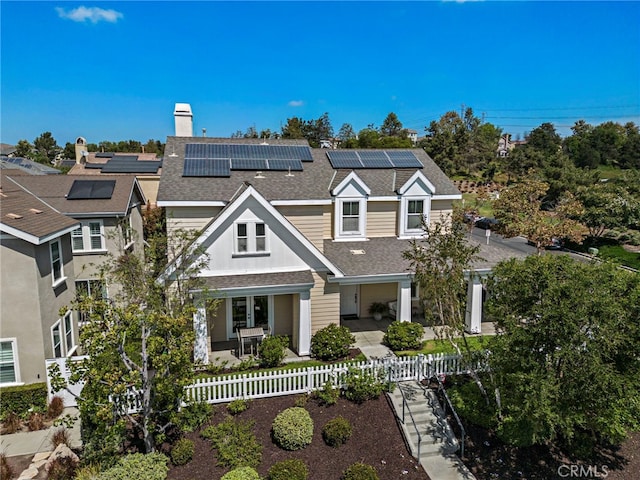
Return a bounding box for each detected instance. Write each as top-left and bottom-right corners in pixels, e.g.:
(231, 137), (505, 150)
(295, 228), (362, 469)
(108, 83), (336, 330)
(101, 161), (161, 173)
(388, 151), (423, 168)
(294, 146), (314, 161)
(267, 159), (303, 171)
(95, 152), (113, 158)
(357, 151), (393, 168)
(328, 150), (359, 160)
(231, 158), (268, 170)
(67, 180), (116, 199)
(183, 158), (230, 177)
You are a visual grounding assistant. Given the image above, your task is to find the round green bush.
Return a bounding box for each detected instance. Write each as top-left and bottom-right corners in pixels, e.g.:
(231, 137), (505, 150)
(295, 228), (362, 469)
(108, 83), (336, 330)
(221, 466), (260, 480)
(342, 462), (379, 480)
(267, 458), (309, 480)
(258, 335), (289, 368)
(227, 399), (249, 415)
(97, 453), (168, 480)
(383, 320), (424, 351)
(310, 324), (355, 361)
(322, 416), (352, 447)
(170, 438), (194, 466)
(272, 407), (314, 451)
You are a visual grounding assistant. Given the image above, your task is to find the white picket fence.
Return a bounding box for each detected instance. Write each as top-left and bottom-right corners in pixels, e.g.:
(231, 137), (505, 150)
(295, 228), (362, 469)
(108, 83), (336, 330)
(183, 353), (481, 405)
(46, 353), (482, 410)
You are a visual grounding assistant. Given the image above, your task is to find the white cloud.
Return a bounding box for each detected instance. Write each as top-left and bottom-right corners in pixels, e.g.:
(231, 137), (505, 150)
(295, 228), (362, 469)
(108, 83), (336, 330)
(288, 100), (304, 107)
(56, 6), (123, 24)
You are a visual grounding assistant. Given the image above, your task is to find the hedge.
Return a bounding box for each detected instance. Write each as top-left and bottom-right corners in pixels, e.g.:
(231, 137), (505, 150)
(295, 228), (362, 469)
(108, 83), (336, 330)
(0, 383), (48, 418)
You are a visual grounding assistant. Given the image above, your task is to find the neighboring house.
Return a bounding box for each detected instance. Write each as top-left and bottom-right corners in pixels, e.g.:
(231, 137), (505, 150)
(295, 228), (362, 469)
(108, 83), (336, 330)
(6, 174), (147, 307)
(158, 104), (464, 363)
(0, 171), (79, 386)
(0, 144), (16, 157)
(406, 129), (418, 145)
(68, 137), (162, 206)
(1, 156), (62, 175)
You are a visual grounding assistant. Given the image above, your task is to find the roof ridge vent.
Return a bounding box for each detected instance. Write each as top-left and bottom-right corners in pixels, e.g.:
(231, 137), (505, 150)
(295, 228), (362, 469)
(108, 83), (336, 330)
(7, 213), (23, 219)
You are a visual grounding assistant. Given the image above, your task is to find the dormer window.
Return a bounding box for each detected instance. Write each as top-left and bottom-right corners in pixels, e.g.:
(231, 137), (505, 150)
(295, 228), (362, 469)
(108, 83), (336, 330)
(332, 172), (370, 241)
(407, 200), (424, 230)
(400, 196), (429, 237)
(342, 201), (360, 233)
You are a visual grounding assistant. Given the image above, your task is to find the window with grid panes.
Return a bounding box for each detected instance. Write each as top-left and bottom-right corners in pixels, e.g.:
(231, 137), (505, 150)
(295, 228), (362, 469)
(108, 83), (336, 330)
(0, 341), (17, 384)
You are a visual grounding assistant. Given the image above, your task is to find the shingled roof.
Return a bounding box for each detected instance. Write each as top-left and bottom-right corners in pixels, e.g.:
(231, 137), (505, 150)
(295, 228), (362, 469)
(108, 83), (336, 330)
(0, 171), (79, 244)
(157, 137), (460, 203)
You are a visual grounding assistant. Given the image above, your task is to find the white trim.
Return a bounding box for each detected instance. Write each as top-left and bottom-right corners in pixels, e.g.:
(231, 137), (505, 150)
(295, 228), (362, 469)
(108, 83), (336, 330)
(329, 273), (413, 285)
(157, 200), (226, 207)
(399, 195), (431, 238)
(159, 186), (343, 283)
(432, 194), (462, 200)
(0, 222), (79, 245)
(50, 238), (64, 286)
(198, 282), (314, 297)
(51, 320), (63, 358)
(331, 171), (371, 197)
(335, 198), (367, 239)
(367, 196), (399, 202)
(63, 311), (75, 357)
(232, 220), (269, 255)
(0, 338), (21, 385)
(397, 171), (436, 195)
(271, 199), (332, 206)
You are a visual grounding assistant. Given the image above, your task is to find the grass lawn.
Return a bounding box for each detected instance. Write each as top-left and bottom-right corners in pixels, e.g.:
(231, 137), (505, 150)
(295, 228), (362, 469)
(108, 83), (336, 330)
(397, 335), (492, 356)
(462, 193), (494, 217)
(598, 245), (640, 270)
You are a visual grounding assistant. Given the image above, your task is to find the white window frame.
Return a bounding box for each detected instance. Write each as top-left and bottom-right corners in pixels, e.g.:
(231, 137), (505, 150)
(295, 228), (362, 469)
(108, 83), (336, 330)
(50, 239), (65, 286)
(63, 311), (76, 356)
(233, 221), (270, 256)
(335, 197), (367, 240)
(0, 338), (21, 386)
(71, 220), (106, 253)
(121, 215), (134, 250)
(75, 280), (107, 326)
(51, 321), (63, 358)
(399, 196), (430, 238)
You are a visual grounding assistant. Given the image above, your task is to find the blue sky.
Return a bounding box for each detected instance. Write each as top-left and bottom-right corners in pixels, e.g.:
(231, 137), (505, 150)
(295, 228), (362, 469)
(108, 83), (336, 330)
(2, 1), (639, 147)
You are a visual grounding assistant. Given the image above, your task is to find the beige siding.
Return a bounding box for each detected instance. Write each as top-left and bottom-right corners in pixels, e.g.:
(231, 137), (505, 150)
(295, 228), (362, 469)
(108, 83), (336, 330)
(430, 199), (454, 227)
(136, 176), (160, 206)
(276, 205), (325, 251)
(166, 206), (221, 235)
(208, 299), (227, 343)
(323, 205), (333, 240)
(310, 272), (340, 333)
(367, 201), (398, 238)
(359, 283), (397, 318)
(274, 295), (293, 337)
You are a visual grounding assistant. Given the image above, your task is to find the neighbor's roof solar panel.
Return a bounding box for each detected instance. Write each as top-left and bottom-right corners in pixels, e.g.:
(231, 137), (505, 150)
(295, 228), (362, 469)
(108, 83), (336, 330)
(387, 151), (423, 168)
(67, 180), (116, 199)
(267, 159), (304, 171)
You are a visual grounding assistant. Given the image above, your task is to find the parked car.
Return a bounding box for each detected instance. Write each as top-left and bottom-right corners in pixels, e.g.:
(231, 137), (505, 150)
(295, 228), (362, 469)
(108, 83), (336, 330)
(475, 217), (499, 230)
(463, 212), (482, 224)
(527, 237), (563, 249)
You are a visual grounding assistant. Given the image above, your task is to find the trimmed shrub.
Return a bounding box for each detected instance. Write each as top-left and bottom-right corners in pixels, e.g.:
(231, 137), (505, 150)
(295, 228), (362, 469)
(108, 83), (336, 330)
(46, 455), (79, 480)
(97, 453), (168, 480)
(0, 453), (13, 480)
(202, 416), (262, 469)
(27, 411), (45, 431)
(448, 380), (496, 429)
(272, 407), (314, 451)
(310, 324), (355, 361)
(47, 395), (65, 419)
(383, 321), (424, 351)
(0, 382), (47, 418)
(342, 462), (379, 480)
(267, 458), (309, 480)
(176, 399), (212, 433)
(50, 428), (71, 448)
(322, 416), (352, 447)
(314, 380), (339, 406)
(171, 438), (195, 466)
(343, 367), (384, 404)
(2, 411), (21, 434)
(221, 466), (261, 480)
(228, 399), (249, 415)
(258, 335), (289, 368)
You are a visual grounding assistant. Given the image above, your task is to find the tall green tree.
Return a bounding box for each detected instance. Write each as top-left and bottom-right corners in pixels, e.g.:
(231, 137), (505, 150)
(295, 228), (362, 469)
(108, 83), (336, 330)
(50, 228), (215, 461)
(485, 255), (640, 451)
(576, 182), (640, 237)
(14, 139), (33, 158)
(33, 131), (61, 164)
(380, 112), (404, 137)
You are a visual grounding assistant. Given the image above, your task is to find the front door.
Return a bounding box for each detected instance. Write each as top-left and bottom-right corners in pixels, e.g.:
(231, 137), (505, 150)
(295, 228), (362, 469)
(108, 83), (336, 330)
(340, 285), (359, 318)
(228, 296), (272, 339)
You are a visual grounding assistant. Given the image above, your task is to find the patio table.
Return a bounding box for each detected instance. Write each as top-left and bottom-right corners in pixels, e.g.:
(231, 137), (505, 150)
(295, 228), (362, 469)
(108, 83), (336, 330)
(238, 327), (265, 357)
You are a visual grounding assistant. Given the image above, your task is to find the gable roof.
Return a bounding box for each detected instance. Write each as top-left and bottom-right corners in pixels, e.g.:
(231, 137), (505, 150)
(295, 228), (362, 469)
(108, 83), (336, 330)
(158, 137), (460, 204)
(0, 171), (79, 244)
(6, 174), (145, 217)
(1, 156), (61, 175)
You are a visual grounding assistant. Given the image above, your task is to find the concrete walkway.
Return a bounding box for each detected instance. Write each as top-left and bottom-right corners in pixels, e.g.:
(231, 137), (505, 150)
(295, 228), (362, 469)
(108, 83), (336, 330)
(388, 382), (476, 480)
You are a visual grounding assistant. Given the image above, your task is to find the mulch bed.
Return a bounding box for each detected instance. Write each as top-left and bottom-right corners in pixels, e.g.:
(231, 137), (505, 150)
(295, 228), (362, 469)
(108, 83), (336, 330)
(167, 394), (430, 480)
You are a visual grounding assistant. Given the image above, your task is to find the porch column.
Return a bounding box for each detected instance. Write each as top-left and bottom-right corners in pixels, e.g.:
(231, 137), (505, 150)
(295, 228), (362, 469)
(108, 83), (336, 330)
(193, 300), (209, 364)
(465, 274), (483, 334)
(297, 290), (312, 356)
(397, 280), (412, 322)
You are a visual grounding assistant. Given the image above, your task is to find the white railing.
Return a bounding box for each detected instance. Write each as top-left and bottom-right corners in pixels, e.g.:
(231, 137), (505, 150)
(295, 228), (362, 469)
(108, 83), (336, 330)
(47, 353), (482, 410)
(183, 353), (480, 405)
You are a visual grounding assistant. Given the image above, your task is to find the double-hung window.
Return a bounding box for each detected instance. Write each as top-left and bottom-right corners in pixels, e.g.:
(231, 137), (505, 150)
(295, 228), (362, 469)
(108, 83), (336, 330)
(51, 312), (75, 358)
(50, 239), (63, 285)
(342, 201), (360, 233)
(0, 340), (19, 385)
(399, 196), (430, 238)
(71, 220), (105, 253)
(407, 200), (424, 230)
(234, 222), (268, 255)
(52, 322), (63, 357)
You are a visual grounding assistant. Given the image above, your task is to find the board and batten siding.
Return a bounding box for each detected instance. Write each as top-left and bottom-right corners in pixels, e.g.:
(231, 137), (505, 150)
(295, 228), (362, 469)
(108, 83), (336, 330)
(310, 271), (340, 333)
(276, 205), (325, 251)
(367, 201), (398, 238)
